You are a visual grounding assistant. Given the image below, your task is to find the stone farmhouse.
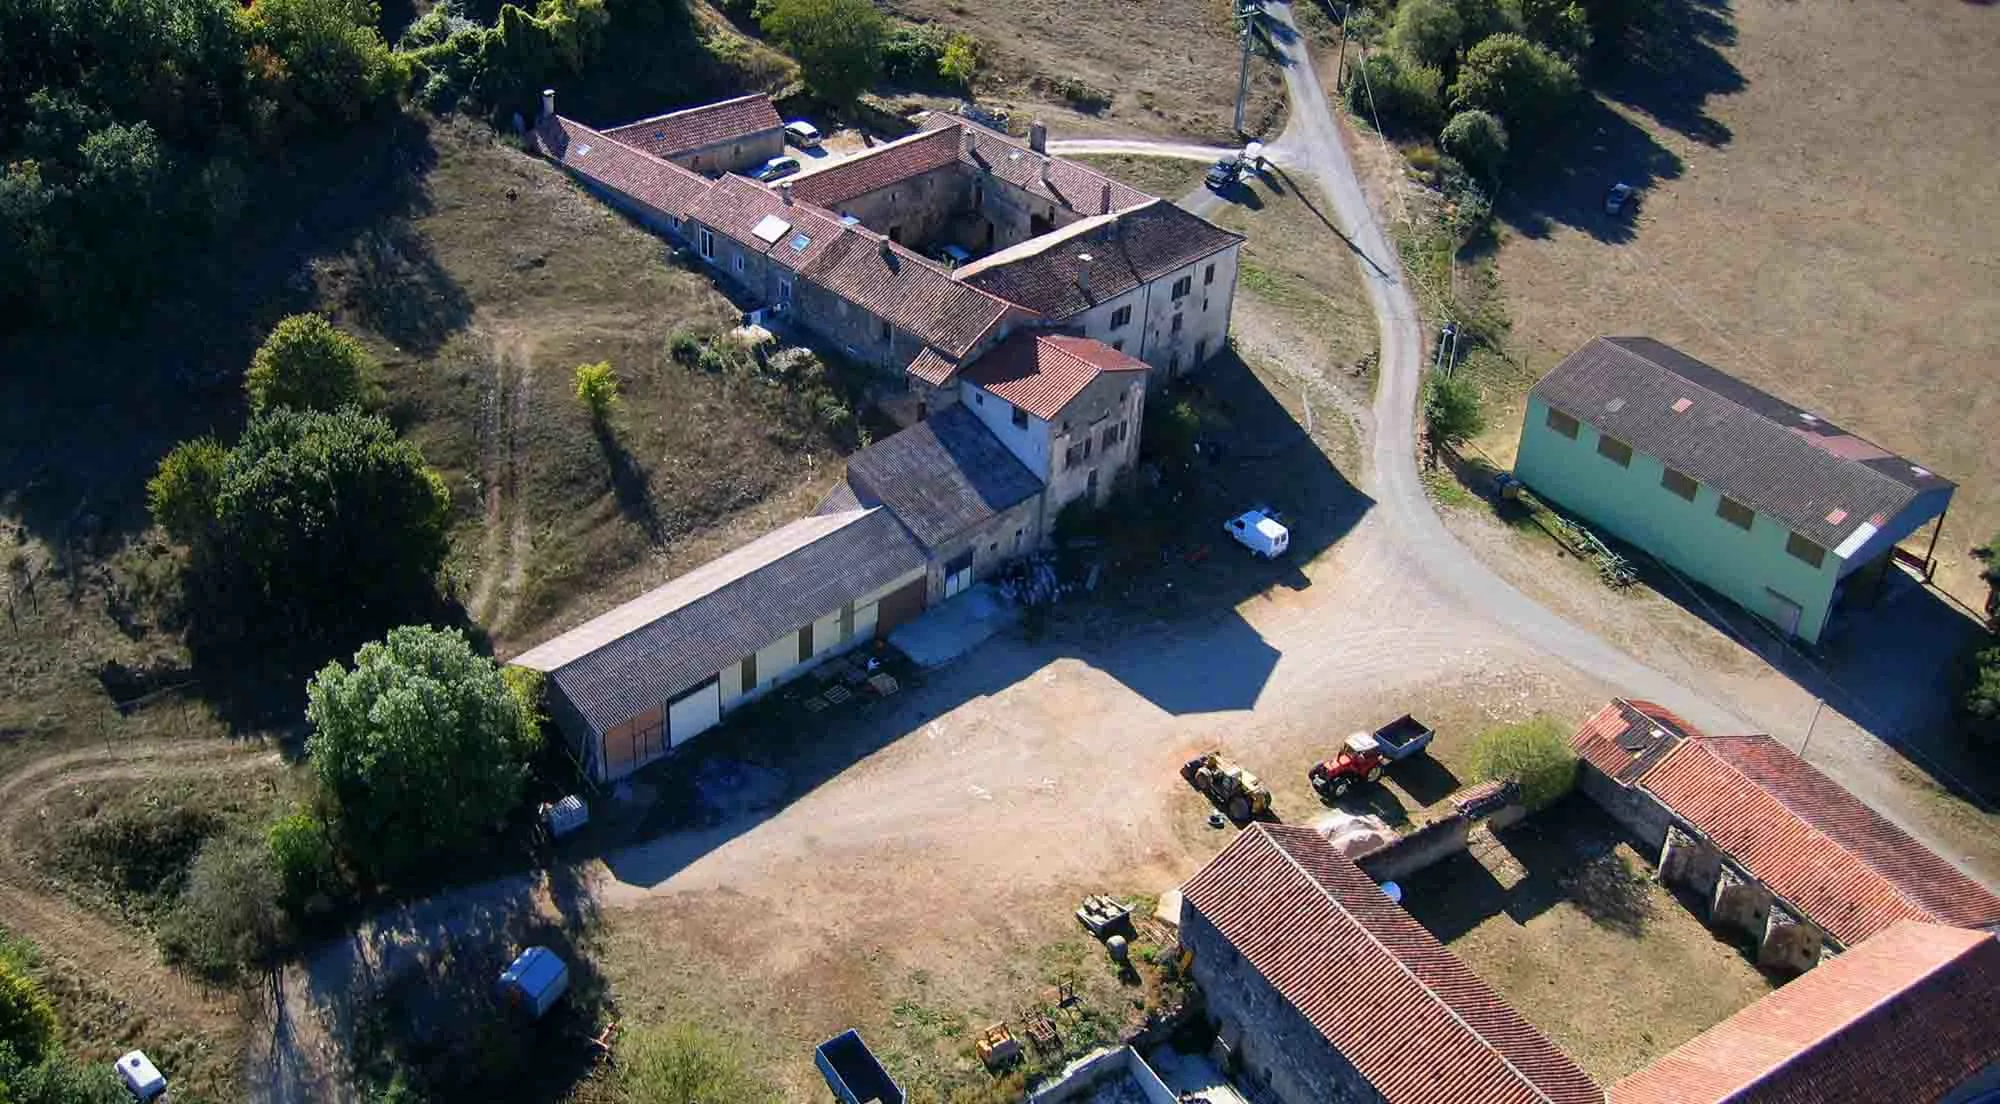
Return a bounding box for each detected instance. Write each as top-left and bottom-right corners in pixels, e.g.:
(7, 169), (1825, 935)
(515, 93), (1236, 782)
(1514, 337), (1954, 644)
(1571, 698), (2000, 974)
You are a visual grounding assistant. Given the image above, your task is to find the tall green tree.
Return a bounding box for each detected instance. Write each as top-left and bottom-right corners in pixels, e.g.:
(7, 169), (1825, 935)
(246, 313), (377, 413)
(756, 0), (886, 104)
(1423, 370), (1486, 463)
(1390, 0), (1465, 71)
(1441, 109), (1509, 180)
(0, 960), (57, 1066)
(147, 437), (229, 544)
(1450, 33), (1579, 139)
(305, 626), (538, 879)
(244, 0), (405, 130)
(1509, 0), (1592, 59)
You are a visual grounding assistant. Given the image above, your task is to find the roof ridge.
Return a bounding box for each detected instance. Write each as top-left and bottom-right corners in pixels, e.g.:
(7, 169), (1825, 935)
(1255, 825), (1566, 1104)
(1724, 925), (1987, 1096)
(604, 91), (771, 130)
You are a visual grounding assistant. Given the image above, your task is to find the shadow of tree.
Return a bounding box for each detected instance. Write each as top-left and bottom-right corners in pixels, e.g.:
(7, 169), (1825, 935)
(1559, 848), (1654, 936)
(1497, 95), (1686, 243)
(593, 418), (664, 545)
(1595, 0), (1745, 147)
(318, 219), (475, 358)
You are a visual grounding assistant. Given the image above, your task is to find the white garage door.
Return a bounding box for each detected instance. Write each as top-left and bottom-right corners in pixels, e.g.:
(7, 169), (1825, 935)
(668, 678), (721, 748)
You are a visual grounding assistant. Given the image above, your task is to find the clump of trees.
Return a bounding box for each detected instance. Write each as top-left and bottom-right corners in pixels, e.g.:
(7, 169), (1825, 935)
(756, 0), (886, 103)
(0, 954), (126, 1103)
(0, 0), (402, 329)
(1468, 716), (1577, 810)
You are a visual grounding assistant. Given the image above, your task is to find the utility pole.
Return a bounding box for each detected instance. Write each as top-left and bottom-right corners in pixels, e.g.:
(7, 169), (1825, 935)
(1799, 698), (1825, 757)
(1234, 11), (1254, 135)
(1335, 2), (1351, 90)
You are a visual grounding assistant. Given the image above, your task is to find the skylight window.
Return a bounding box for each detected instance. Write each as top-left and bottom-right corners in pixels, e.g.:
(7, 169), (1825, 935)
(789, 233), (812, 253)
(751, 214), (791, 245)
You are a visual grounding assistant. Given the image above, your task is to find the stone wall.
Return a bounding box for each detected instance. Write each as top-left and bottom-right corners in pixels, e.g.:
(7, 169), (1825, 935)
(1027, 1047), (1176, 1104)
(924, 491), (1047, 603)
(1576, 760), (1676, 852)
(1759, 905), (1825, 974)
(672, 130), (783, 176)
(827, 165), (970, 251)
(1711, 864), (1774, 941)
(1658, 824), (1723, 899)
(1355, 816), (1474, 884)
(1181, 903), (1386, 1104)
(1043, 374), (1144, 534)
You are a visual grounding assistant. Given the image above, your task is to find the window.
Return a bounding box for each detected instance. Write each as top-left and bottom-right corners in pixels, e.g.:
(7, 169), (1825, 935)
(732, 254), (744, 273)
(1717, 496), (1755, 530)
(1087, 468), (1099, 495)
(1111, 340), (1124, 352)
(1171, 313), (1183, 334)
(1011, 405), (1028, 428)
(1083, 438), (1093, 460)
(1596, 434), (1633, 467)
(1062, 443), (1080, 469)
(740, 653), (756, 689)
(974, 183), (984, 209)
(1545, 407), (1580, 439)
(839, 600), (855, 640)
(798, 624), (812, 662)
(989, 542), (998, 554)
(1109, 305), (1133, 330)
(1661, 468), (1698, 501)
(1785, 532), (1826, 568)
(778, 278), (792, 303)
(1102, 424), (1117, 450)
(1196, 339), (1208, 363)
(1204, 263), (1216, 286)
(973, 391), (984, 405)
(881, 320), (892, 342)
(1171, 275), (1192, 299)
(1013, 528), (1024, 551)
(700, 228), (715, 259)
(1170, 352), (1181, 374)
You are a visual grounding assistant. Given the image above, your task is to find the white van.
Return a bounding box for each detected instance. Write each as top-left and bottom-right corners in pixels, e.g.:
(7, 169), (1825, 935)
(1225, 509), (1290, 558)
(784, 120), (823, 149)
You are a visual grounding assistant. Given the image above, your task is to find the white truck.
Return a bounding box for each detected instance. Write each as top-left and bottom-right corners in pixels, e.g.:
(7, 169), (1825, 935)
(1225, 508), (1290, 558)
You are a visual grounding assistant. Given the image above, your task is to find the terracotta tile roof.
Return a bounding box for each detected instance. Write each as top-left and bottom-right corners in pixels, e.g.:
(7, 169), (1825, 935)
(799, 231), (1022, 360)
(1637, 735), (2000, 945)
(534, 115), (711, 221)
(1182, 824), (1602, 1104)
(956, 200), (1243, 321)
(922, 113), (1153, 214)
(686, 175), (847, 269)
(1532, 338), (1952, 554)
(787, 126), (965, 207)
(905, 347), (960, 387)
(601, 93), (782, 158)
(960, 333), (1145, 420)
(840, 405), (1044, 550)
(1572, 698), (1697, 785)
(1611, 921), (2000, 1104)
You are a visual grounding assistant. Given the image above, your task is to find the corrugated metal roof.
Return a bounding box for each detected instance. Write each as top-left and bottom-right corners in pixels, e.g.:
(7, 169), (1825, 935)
(960, 333), (1146, 420)
(842, 404), (1043, 551)
(1637, 735), (2000, 945)
(601, 93), (782, 158)
(1183, 824), (1603, 1104)
(1572, 698), (1696, 785)
(1611, 922), (2000, 1104)
(511, 507), (925, 735)
(1530, 338), (1952, 552)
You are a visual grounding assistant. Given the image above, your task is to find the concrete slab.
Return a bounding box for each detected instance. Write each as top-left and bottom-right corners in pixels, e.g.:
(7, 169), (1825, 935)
(889, 584), (1019, 669)
(1145, 1047), (1254, 1104)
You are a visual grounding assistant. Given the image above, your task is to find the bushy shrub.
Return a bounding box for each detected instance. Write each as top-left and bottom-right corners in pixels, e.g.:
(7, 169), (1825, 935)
(0, 961), (58, 1064)
(1441, 109), (1509, 179)
(1423, 370), (1486, 455)
(1450, 33), (1579, 139)
(938, 33), (978, 86)
(1050, 76), (1112, 113)
(1391, 0), (1465, 70)
(757, 0), (886, 103)
(880, 23), (948, 82)
(1960, 644), (2000, 748)
(1467, 717), (1577, 810)
(0, 1041), (128, 1104)
(667, 329), (704, 364)
(158, 834), (286, 981)
(244, 0), (405, 131)
(246, 313), (377, 414)
(69, 803), (221, 906)
(1345, 53), (1445, 134)
(615, 1023), (780, 1104)
(574, 360), (620, 420)
(147, 437), (228, 544)
(1511, 0), (1592, 58)
(268, 810), (338, 909)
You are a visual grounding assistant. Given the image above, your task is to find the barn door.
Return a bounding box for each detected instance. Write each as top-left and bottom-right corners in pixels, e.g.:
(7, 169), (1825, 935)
(943, 550), (974, 599)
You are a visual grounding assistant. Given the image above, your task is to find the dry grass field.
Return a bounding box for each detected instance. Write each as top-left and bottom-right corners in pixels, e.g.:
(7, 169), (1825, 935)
(884, 0), (1287, 143)
(1474, 0), (2000, 599)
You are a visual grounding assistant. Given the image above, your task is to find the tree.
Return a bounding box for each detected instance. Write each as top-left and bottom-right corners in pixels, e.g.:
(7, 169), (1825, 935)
(203, 408), (450, 631)
(1423, 371), (1486, 463)
(1978, 531), (2000, 622)
(1450, 33), (1580, 139)
(267, 809), (337, 908)
(0, 961), (57, 1065)
(1962, 646), (2000, 748)
(305, 626), (537, 880)
(157, 835), (286, 981)
(147, 437), (228, 543)
(1344, 53), (1446, 135)
(1509, 0), (1592, 59)
(756, 0), (886, 104)
(938, 32), (978, 86)
(1391, 0), (1465, 71)
(244, 0), (405, 130)
(0, 1042), (128, 1104)
(574, 360), (620, 422)
(1441, 109), (1509, 180)
(246, 313), (376, 414)
(1467, 717), (1577, 810)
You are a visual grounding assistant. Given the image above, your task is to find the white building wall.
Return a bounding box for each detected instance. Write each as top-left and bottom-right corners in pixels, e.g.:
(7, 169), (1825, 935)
(959, 380), (1054, 480)
(1134, 244), (1239, 380)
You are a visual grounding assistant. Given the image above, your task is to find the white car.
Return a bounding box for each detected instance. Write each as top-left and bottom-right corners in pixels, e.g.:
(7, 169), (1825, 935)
(784, 120), (822, 149)
(1226, 509), (1290, 558)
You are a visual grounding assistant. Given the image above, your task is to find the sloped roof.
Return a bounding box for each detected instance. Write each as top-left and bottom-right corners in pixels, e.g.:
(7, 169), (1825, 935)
(799, 231), (1023, 360)
(961, 333), (1147, 420)
(534, 115), (711, 221)
(1572, 698), (1698, 785)
(905, 347), (961, 387)
(510, 508), (925, 735)
(601, 93), (782, 158)
(956, 199), (1243, 320)
(1612, 921), (2000, 1104)
(1531, 338), (1952, 553)
(1183, 824), (1602, 1104)
(686, 175), (847, 269)
(1638, 734), (2000, 945)
(922, 113), (1153, 214)
(841, 404), (1043, 550)
(787, 125), (966, 207)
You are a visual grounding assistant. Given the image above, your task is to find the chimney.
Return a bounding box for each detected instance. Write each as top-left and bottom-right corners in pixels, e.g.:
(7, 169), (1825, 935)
(540, 88), (555, 120)
(779, 181), (793, 206)
(1076, 252), (1093, 298)
(961, 125), (974, 157)
(1041, 157), (1053, 187)
(1029, 119), (1047, 154)
(1100, 181), (1112, 215)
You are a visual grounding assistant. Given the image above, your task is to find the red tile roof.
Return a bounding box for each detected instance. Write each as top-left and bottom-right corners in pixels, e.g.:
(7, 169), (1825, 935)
(1183, 824), (1602, 1104)
(960, 333), (1145, 420)
(799, 231), (1024, 360)
(787, 125), (965, 207)
(534, 115), (710, 221)
(1611, 921), (2000, 1104)
(1572, 698), (1697, 785)
(1638, 735), (2000, 945)
(601, 93), (782, 158)
(686, 175), (847, 269)
(921, 113), (1152, 213)
(956, 199), (1244, 321)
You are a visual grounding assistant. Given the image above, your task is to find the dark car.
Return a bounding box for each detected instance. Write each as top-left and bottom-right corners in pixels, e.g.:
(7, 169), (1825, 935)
(1205, 157), (1243, 191)
(1604, 181), (1636, 216)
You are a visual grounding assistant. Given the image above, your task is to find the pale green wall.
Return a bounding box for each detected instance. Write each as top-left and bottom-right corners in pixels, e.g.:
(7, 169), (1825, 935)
(1515, 396), (1839, 642)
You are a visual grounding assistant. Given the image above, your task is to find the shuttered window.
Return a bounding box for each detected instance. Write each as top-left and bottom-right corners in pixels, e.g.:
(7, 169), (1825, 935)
(1717, 496), (1756, 530)
(1785, 532), (1826, 568)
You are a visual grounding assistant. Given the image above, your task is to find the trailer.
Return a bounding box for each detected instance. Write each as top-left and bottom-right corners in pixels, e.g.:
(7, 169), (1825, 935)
(816, 1029), (905, 1104)
(1310, 716), (1434, 800)
(1371, 714), (1435, 761)
(497, 946), (569, 1019)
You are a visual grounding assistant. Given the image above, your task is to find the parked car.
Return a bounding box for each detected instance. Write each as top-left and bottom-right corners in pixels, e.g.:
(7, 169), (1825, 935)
(784, 120), (823, 149)
(1205, 156), (1243, 191)
(931, 243), (973, 269)
(1604, 181), (1635, 216)
(1309, 716), (1434, 800)
(1225, 508), (1289, 558)
(754, 155), (803, 182)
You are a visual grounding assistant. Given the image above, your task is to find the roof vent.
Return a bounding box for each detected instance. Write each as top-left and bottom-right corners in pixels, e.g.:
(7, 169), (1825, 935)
(789, 233), (811, 253)
(1671, 397), (1693, 414)
(574, 142), (592, 158)
(1605, 397), (1626, 413)
(1825, 508), (1849, 525)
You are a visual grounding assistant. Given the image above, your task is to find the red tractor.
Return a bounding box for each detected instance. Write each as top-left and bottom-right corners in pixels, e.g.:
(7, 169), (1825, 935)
(1309, 733), (1388, 799)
